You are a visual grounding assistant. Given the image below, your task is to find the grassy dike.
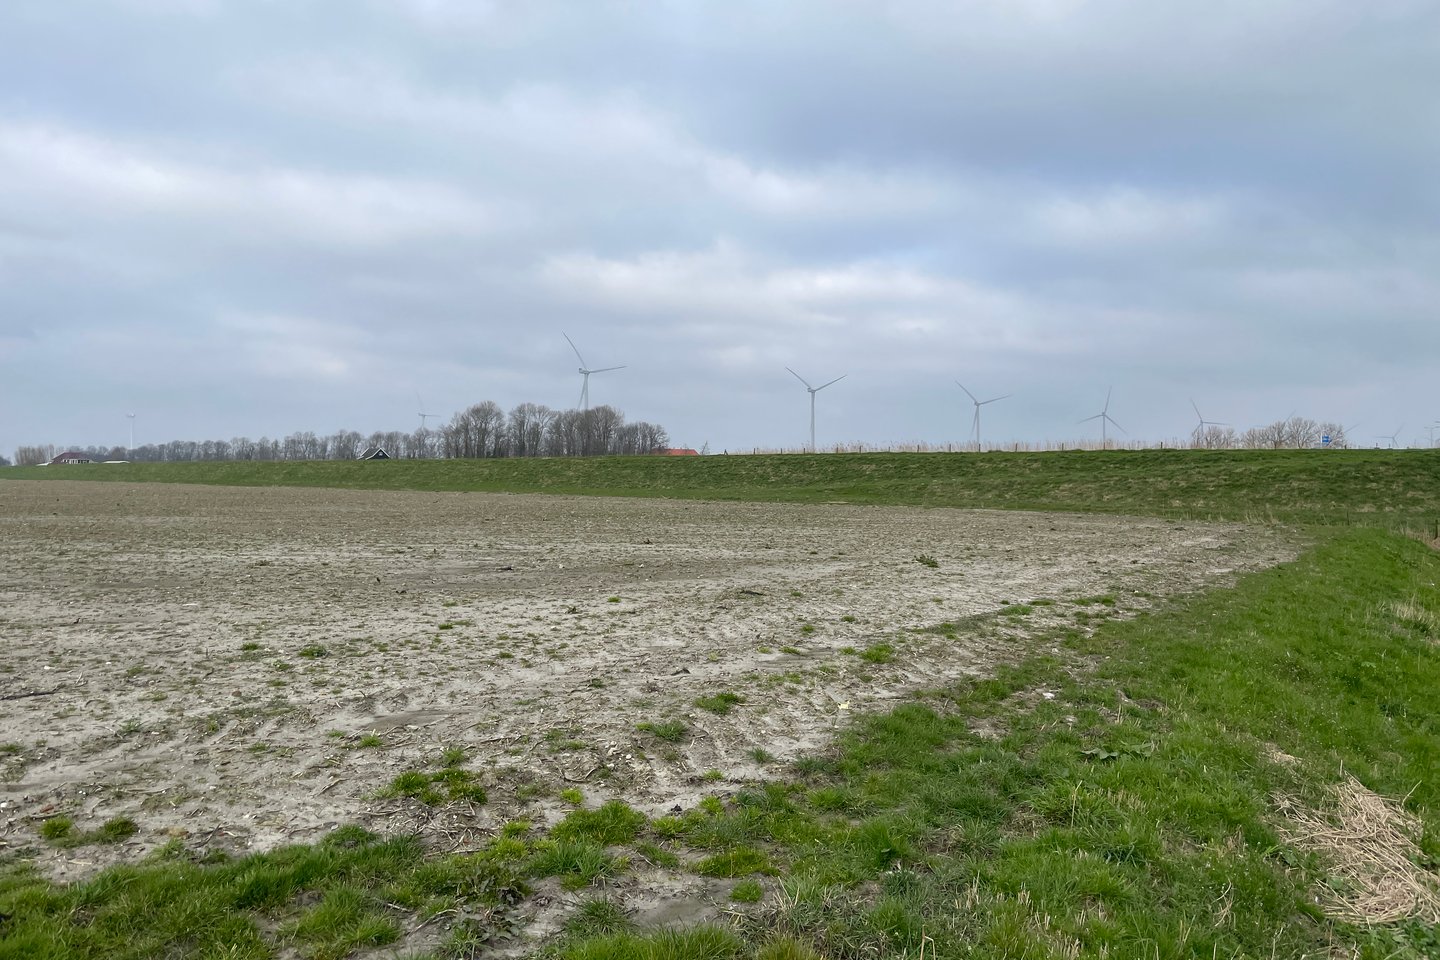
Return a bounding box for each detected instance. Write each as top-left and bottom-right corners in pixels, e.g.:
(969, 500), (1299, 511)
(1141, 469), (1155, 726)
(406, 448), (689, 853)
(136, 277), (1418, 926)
(2, 456), (1439, 958)
(5, 447), (1440, 530)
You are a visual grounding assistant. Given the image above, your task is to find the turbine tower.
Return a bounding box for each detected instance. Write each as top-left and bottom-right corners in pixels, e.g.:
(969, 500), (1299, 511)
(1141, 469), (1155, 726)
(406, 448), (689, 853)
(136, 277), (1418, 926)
(787, 367), (845, 453)
(957, 382), (1009, 452)
(126, 412), (136, 458)
(1079, 388), (1126, 448)
(416, 393), (439, 431)
(1375, 424), (1403, 449)
(1190, 400), (1228, 448)
(564, 333), (625, 412)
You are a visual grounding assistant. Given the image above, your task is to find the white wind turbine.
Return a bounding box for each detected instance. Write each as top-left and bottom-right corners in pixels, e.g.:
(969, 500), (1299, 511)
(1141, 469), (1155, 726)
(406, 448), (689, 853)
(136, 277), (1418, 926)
(564, 333), (625, 411)
(126, 412), (136, 458)
(787, 367), (845, 453)
(1190, 399), (1228, 447)
(416, 393), (439, 431)
(1079, 388), (1126, 448)
(1375, 424), (1403, 449)
(957, 382), (1010, 452)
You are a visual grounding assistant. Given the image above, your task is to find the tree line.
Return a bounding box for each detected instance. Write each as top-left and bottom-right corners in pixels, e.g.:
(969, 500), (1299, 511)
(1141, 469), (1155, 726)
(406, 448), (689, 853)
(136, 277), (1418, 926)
(10, 402), (670, 466)
(1190, 416), (1353, 450)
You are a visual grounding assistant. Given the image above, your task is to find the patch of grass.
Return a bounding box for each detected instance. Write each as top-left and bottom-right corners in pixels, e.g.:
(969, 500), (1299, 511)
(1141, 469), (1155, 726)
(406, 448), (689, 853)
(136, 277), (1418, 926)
(39, 816), (74, 842)
(731, 878), (765, 903)
(913, 554), (939, 568)
(696, 691), (745, 715)
(858, 643), (894, 664)
(357, 732), (384, 749)
(528, 839), (622, 890)
(379, 767), (486, 807)
(556, 925), (744, 960)
(695, 846), (774, 878)
(552, 801), (647, 846)
(564, 897), (634, 940)
(297, 643), (328, 658)
(637, 719), (688, 742)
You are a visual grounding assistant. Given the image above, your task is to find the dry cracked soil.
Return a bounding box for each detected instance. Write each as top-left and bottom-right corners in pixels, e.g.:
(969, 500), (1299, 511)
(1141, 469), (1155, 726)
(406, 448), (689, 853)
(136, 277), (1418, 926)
(0, 480), (1298, 902)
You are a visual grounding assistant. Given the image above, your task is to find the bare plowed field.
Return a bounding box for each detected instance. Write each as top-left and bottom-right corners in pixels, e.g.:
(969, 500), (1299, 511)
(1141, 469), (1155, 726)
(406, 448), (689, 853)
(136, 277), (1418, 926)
(0, 480), (1296, 879)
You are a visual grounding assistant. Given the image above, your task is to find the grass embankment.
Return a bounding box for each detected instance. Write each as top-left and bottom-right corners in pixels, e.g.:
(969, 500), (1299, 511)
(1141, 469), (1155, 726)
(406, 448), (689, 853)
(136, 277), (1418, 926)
(4, 530), (1438, 959)
(5, 447), (1439, 530)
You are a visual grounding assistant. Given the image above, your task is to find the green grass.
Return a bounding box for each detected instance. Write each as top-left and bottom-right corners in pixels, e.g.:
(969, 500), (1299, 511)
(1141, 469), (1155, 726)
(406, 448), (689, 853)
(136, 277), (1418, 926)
(0, 825), (531, 960)
(696, 692), (745, 715)
(8, 448), (1438, 530)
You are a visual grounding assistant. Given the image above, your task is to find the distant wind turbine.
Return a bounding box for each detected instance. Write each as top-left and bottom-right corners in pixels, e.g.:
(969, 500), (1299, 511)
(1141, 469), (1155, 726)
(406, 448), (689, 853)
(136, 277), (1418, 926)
(1079, 388), (1126, 448)
(956, 382), (1009, 452)
(126, 412), (136, 457)
(1190, 400), (1228, 447)
(787, 367), (845, 453)
(416, 393), (439, 431)
(564, 333), (625, 411)
(1375, 424), (1403, 449)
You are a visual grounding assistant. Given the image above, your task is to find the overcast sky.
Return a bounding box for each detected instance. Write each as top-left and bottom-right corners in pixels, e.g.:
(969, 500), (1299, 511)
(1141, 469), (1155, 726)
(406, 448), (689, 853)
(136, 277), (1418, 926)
(2, 0), (1438, 455)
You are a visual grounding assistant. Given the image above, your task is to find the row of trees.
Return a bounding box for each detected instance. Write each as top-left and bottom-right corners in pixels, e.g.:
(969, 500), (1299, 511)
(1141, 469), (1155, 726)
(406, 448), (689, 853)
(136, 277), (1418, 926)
(10, 403), (670, 465)
(1190, 417), (1353, 450)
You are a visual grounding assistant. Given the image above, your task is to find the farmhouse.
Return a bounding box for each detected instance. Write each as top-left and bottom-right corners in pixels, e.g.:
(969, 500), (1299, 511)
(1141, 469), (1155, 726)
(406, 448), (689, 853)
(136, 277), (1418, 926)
(357, 447), (391, 460)
(49, 452), (92, 465)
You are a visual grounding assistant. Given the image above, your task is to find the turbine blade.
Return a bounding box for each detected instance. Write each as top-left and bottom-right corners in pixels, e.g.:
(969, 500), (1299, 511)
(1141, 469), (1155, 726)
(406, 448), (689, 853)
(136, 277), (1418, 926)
(562, 332), (587, 368)
(786, 367), (813, 389)
(815, 375), (846, 391)
(1103, 387), (1113, 412)
(955, 381), (979, 403)
(1108, 415), (1127, 435)
(980, 394), (1010, 405)
(590, 365), (626, 373)
(1078, 413), (1103, 423)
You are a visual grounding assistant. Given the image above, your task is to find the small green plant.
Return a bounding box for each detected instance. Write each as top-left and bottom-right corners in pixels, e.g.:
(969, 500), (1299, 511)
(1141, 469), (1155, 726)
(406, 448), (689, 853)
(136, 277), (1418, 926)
(40, 816), (75, 842)
(696, 692), (745, 715)
(913, 554), (939, 568)
(840, 615), (857, 623)
(607, 596), (621, 603)
(799, 623), (815, 634)
(95, 816), (139, 844)
(859, 643), (895, 664)
(357, 732), (384, 749)
(702, 769), (724, 782)
(297, 643), (327, 658)
(637, 720), (688, 742)
(560, 788), (584, 805)
(748, 747), (775, 764)
(565, 898), (634, 939)
(240, 641), (261, 652)
(731, 879), (764, 903)
(440, 744), (467, 767)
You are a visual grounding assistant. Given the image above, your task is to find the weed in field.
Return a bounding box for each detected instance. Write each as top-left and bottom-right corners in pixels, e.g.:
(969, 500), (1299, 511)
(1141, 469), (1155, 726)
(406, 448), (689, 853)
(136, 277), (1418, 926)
(696, 691), (744, 715)
(297, 643), (327, 658)
(380, 767), (486, 807)
(858, 643), (894, 664)
(560, 788), (585, 805)
(913, 555), (939, 568)
(637, 720), (688, 742)
(564, 898), (633, 939)
(357, 732), (384, 749)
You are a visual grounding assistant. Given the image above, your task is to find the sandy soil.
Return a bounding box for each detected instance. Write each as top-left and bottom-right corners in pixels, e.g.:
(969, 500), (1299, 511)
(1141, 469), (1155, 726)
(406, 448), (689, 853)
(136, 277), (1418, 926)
(0, 480), (1298, 884)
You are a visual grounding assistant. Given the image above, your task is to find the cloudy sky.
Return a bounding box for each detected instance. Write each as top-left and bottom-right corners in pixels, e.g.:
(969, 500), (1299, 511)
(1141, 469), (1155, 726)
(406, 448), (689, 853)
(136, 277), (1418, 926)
(2, 0), (1437, 455)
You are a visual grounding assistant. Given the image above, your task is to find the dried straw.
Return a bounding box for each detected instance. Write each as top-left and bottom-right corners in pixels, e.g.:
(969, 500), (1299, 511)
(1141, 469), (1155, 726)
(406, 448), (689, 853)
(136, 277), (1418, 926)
(1273, 775), (1440, 925)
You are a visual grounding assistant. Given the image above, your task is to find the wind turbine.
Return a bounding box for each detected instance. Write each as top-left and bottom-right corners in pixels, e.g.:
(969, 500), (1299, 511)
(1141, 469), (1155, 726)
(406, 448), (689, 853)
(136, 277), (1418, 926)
(1375, 424), (1403, 449)
(563, 333), (625, 411)
(126, 412), (136, 458)
(787, 367), (845, 453)
(1079, 388), (1125, 448)
(956, 382), (1010, 452)
(416, 393), (439, 431)
(1190, 400), (1228, 447)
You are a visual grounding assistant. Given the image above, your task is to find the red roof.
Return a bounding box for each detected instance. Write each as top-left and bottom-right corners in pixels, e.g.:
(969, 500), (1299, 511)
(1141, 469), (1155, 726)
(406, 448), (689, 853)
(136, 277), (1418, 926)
(658, 448), (700, 456)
